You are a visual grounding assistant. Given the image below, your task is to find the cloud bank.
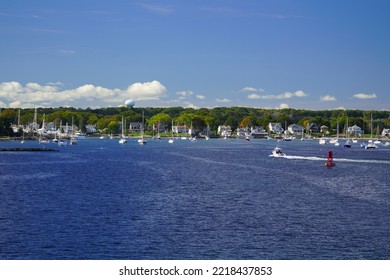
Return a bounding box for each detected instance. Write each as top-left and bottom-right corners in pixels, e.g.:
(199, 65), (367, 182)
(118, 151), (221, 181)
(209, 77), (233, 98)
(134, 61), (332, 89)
(247, 90), (308, 100)
(353, 93), (377, 99)
(320, 95), (337, 102)
(0, 80), (167, 108)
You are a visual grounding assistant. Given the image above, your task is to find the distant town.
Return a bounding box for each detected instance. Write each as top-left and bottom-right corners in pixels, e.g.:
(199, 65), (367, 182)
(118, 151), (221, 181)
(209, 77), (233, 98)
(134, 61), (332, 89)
(1, 107), (389, 140)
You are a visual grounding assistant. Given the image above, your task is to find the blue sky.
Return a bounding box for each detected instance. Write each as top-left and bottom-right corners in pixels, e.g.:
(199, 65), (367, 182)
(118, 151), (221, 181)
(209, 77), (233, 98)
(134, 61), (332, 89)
(1, 0), (389, 110)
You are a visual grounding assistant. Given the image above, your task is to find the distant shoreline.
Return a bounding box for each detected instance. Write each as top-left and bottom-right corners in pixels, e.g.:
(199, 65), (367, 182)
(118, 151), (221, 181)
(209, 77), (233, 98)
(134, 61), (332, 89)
(0, 147), (58, 152)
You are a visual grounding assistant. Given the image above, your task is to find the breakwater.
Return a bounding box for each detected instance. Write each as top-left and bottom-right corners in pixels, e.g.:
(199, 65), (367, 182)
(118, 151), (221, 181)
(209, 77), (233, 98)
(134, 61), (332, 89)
(0, 147), (58, 152)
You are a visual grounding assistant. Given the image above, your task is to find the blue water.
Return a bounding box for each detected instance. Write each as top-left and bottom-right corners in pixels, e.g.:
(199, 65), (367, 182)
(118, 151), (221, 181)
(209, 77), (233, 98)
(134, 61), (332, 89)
(1, 138), (390, 260)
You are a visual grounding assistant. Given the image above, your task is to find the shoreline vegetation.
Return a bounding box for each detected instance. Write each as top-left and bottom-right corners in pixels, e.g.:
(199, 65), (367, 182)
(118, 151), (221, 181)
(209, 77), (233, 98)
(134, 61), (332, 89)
(1, 107), (389, 139)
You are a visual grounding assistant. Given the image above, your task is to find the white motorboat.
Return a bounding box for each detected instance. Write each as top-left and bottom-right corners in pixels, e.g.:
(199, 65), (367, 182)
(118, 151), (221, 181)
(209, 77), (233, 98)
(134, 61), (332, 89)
(272, 147), (286, 157)
(319, 138), (327, 145)
(364, 140), (378, 149)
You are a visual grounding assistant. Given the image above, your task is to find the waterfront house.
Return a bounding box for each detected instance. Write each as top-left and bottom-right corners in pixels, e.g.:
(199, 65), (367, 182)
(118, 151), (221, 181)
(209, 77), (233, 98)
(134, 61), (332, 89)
(306, 123), (319, 134)
(347, 125), (363, 135)
(236, 127), (250, 138)
(153, 123), (166, 133)
(129, 122), (142, 132)
(173, 125), (188, 134)
(86, 124), (97, 134)
(251, 126), (268, 138)
(320, 125), (329, 135)
(288, 124), (304, 135)
(268, 123), (284, 134)
(382, 128), (390, 137)
(217, 125), (232, 137)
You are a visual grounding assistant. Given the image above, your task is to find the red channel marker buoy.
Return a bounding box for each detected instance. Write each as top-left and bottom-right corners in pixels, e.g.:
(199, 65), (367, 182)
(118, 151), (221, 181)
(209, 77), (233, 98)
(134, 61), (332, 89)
(325, 151), (335, 167)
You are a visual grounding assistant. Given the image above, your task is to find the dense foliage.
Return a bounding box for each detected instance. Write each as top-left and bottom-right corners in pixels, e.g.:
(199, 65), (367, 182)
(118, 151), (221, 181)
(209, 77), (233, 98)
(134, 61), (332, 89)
(1, 106), (389, 136)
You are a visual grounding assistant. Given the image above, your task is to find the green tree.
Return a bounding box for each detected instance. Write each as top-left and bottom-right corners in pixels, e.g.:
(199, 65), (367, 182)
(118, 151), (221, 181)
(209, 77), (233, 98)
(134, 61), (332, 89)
(240, 116), (253, 128)
(107, 121), (120, 134)
(87, 115), (99, 125)
(97, 115), (117, 130)
(147, 113), (171, 127)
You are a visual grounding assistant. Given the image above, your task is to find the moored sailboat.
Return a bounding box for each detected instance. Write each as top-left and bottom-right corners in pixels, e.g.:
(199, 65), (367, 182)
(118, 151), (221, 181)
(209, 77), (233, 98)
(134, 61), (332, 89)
(138, 111), (147, 145)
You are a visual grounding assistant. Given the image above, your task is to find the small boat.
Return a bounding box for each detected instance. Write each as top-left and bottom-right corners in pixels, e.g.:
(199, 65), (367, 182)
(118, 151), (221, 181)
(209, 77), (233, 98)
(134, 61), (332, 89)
(272, 147), (286, 157)
(365, 140), (378, 149)
(344, 140), (352, 148)
(58, 139), (67, 146)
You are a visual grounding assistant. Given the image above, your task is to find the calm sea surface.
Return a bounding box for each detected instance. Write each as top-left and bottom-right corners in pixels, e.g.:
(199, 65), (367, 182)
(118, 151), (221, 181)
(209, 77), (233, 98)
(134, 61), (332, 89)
(1, 138), (389, 260)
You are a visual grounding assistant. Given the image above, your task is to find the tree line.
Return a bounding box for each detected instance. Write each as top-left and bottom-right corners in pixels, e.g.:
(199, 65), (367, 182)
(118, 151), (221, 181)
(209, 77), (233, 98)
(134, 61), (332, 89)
(1, 106), (389, 137)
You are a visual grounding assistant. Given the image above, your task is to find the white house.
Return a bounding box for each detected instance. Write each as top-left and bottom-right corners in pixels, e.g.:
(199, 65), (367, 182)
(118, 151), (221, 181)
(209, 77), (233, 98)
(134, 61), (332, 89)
(288, 124), (304, 135)
(251, 126), (268, 138)
(268, 123), (284, 134)
(382, 128), (390, 137)
(86, 124), (97, 134)
(173, 125), (188, 134)
(217, 125), (232, 137)
(347, 125), (363, 135)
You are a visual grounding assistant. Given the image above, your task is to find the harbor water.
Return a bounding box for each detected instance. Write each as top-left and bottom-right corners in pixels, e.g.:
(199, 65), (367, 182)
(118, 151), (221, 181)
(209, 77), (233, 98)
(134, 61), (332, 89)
(1, 138), (389, 259)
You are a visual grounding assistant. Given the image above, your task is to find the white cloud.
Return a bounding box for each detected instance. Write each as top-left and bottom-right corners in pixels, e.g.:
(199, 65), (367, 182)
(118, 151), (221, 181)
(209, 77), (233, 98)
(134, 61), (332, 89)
(125, 80), (167, 100)
(247, 93), (260, 99)
(216, 98), (231, 103)
(320, 95), (337, 102)
(0, 80), (167, 108)
(294, 90), (307, 97)
(196, 95), (205, 100)
(241, 86), (264, 92)
(247, 90), (307, 100)
(277, 103), (289, 109)
(184, 102), (198, 109)
(59, 49), (76, 56)
(176, 90), (193, 98)
(138, 4), (173, 15)
(353, 93), (377, 99)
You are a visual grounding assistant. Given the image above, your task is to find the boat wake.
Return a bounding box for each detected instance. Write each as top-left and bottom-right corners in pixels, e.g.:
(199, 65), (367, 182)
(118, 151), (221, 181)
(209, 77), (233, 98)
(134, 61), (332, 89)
(280, 155), (390, 165)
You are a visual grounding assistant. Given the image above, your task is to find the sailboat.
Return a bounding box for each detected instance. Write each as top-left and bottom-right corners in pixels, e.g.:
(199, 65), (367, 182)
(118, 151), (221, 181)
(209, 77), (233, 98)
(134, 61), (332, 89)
(119, 116), (127, 144)
(17, 109), (25, 144)
(69, 116), (77, 145)
(39, 113), (50, 144)
(373, 124), (382, 145)
(334, 120), (340, 146)
(168, 120), (174, 144)
(344, 116), (351, 148)
(205, 125), (210, 140)
(156, 123), (161, 140)
(57, 121), (67, 146)
(365, 114), (378, 149)
(138, 111), (147, 145)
